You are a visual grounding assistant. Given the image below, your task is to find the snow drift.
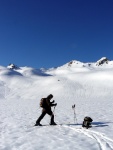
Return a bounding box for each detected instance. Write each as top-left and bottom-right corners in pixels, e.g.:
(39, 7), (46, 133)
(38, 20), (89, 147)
(0, 57), (113, 150)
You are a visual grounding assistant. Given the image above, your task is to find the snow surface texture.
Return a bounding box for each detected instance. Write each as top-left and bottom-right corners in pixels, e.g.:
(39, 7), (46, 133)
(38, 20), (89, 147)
(0, 57), (113, 150)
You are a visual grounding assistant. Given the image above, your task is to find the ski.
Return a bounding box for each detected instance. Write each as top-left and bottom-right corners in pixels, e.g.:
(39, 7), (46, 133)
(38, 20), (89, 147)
(34, 124), (63, 127)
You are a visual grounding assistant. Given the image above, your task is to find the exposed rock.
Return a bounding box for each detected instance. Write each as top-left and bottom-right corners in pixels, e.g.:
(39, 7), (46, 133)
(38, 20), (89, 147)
(96, 57), (109, 66)
(7, 63), (20, 70)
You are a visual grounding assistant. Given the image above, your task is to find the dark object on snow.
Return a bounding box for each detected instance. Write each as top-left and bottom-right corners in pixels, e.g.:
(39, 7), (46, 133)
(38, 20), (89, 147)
(82, 116), (93, 129)
(35, 94), (57, 126)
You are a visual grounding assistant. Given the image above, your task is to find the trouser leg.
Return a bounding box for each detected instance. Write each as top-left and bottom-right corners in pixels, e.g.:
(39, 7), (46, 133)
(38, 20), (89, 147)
(36, 110), (46, 124)
(47, 110), (56, 125)
(50, 113), (54, 124)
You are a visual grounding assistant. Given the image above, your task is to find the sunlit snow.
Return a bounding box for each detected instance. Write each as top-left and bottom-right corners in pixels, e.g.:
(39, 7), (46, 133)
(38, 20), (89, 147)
(0, 58), (113, 150)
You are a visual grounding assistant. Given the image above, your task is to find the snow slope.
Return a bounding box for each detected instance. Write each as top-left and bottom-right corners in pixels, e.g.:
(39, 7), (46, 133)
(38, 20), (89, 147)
(0, 58), (113, 150)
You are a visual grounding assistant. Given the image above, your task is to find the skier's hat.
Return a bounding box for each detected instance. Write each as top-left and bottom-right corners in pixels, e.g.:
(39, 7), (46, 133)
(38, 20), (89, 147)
(47, 94), (53, 99)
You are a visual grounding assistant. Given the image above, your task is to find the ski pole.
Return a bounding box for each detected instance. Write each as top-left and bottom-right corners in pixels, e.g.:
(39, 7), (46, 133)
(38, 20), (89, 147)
(72, 104), (78, 124)
(53, 106), (56, 114)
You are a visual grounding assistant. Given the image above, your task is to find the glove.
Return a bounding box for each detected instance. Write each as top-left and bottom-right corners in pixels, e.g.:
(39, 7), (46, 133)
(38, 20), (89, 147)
(52, 100), (55, 103)
(55, 103), (57, 106)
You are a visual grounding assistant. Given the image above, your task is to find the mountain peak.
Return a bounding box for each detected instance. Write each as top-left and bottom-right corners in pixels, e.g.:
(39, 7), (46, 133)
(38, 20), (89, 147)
(68, 60), (83, 67)
(7, 63), (20, 70)
(96, 57), (109, 66)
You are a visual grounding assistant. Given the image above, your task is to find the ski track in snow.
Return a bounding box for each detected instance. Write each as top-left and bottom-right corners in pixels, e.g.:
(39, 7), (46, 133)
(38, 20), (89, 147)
(1, 63), (113, 150)
(63, 125), (113, 150)
(24, 124), (113, 150)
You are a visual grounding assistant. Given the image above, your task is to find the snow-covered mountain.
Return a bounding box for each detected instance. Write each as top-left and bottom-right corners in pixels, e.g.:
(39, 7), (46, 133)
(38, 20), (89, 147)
(0, 57), (113, 150)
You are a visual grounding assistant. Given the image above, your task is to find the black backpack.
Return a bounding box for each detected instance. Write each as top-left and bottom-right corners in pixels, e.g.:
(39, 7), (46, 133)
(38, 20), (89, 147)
(40, 98), (46, 107)
(82, 116), (93, 128)
(84, 116), (93, 122)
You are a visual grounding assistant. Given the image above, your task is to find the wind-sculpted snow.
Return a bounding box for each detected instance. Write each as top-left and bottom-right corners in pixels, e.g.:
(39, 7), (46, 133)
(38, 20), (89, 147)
(16, 67), (52, 77)
(0, 66), (52, 78)
(0, 67), (22, 77)
(0, 59), (113, 150)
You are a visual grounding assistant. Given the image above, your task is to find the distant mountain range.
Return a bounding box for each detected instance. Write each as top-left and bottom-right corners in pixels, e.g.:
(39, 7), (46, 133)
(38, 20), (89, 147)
(7, 57), (113, 70)
(0, 57), (112, 78)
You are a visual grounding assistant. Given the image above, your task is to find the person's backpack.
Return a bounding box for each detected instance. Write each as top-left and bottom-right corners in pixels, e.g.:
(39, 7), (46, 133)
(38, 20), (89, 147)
(40, 98), (46, 107)
(82, 116), (93, 128)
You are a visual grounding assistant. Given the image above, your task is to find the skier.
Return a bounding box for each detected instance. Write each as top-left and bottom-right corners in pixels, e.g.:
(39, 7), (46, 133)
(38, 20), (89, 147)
(35, 94), (57, 126)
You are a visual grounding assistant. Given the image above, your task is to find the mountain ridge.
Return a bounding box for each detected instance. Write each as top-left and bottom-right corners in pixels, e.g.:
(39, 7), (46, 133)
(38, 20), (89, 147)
(0, 57), (113, 78)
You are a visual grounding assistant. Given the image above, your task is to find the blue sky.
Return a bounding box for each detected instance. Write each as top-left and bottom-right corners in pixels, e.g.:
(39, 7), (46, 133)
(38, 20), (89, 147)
(0, 0), (113, 68)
